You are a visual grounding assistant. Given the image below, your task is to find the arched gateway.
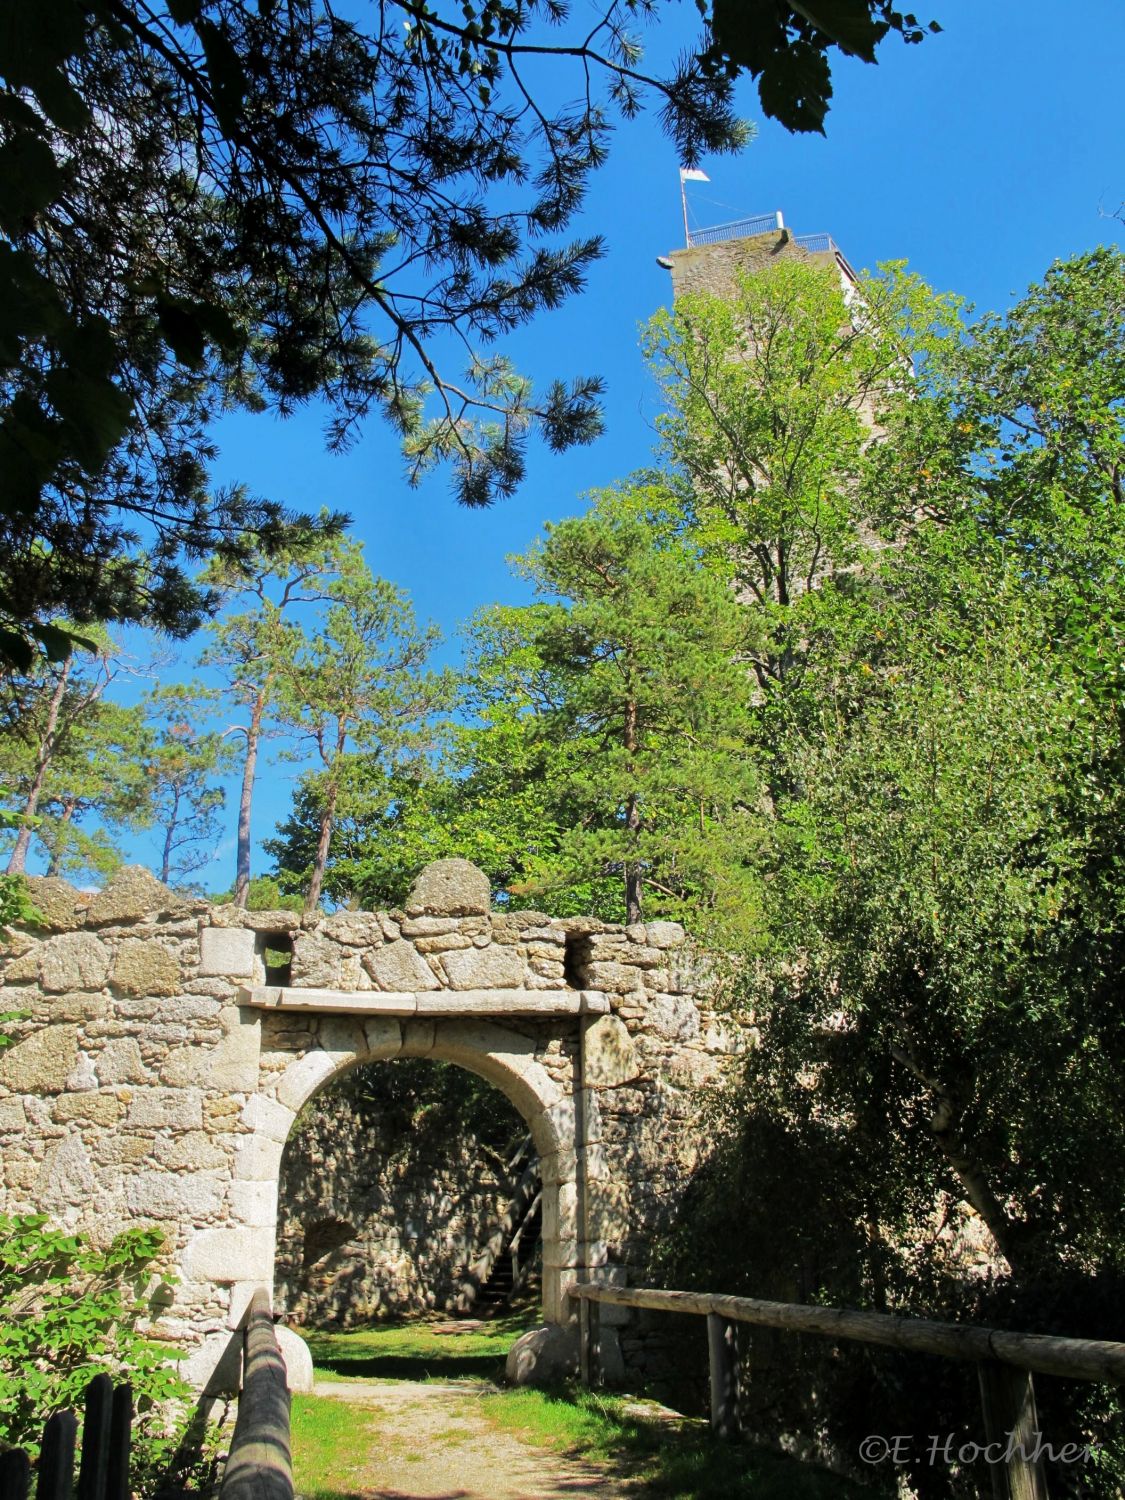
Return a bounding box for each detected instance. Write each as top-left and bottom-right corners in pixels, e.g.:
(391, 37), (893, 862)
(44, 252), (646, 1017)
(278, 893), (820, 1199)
(0, 860), (738, 1391)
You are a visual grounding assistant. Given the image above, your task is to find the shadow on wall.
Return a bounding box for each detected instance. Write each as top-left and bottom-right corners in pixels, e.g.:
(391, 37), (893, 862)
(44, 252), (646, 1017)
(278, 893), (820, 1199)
(275, 1058), (539, 1325)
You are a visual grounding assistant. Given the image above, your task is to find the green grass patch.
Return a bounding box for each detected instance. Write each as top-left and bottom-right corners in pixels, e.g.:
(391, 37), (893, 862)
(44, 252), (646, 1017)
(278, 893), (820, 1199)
(295, 1308), (536, 1384)
(479, 1385), (871, 1500)
(290, 1394), (384, 1499)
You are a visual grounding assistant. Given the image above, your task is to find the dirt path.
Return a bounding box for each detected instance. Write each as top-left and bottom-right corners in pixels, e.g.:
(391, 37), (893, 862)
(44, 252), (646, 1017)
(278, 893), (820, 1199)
(305, 1377), (652, 1500)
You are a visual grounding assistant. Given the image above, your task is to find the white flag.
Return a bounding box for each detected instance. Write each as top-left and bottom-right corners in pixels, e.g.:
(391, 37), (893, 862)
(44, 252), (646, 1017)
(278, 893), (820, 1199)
(679, 167), (710, 183)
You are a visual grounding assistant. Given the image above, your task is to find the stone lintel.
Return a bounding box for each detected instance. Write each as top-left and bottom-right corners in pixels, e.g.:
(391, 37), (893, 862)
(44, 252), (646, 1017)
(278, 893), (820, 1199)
(238, 985), (610, 1017)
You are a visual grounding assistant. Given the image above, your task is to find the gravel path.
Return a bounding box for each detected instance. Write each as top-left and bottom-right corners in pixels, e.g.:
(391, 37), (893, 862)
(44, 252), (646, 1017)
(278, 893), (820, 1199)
(304, 1377), (653, 1499)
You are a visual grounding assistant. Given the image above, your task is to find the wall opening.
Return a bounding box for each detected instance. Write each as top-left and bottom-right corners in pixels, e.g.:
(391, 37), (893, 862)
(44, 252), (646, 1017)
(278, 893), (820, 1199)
(274, 1058), (543, 1331)
(563, 931), (593, 989)
(255, 931), (293, 986)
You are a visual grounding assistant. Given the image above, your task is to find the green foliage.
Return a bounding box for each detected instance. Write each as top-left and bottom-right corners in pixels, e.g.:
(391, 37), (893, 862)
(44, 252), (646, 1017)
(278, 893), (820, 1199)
(0, 1214), (210, 1489)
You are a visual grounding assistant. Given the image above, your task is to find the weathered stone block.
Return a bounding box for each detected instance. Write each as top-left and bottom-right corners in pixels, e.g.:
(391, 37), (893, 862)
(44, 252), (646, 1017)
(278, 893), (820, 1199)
(506, 1323), (579, 1385)
(40, 933), (110, 994)
(364, 940), (439, 992)
(644, 921), (686, 949)
(229, 1179), (278, 1227)
(232, 1135), (284, 1182)
(644, 993), (701, 1042)
(2, 949), (39, 982)
(439, 946), (525, 991)
(36, 1133), (96, 1210)
(111, 939), (181, 997)
(0, 1096), (26, 1130)
(97, 1037), (149, 1084)
(319, 912), (384, 946)
(54, 1092), (122, 1126)
(240, 1092), (294, 1143)
(127, 1172), (225, 1219)
(290, 932), (347, 988)
(181, 1331), (243, 1395)
(65, 1051), (98, 1090)
(199, 927), (256, 979)
(85, 866), (186, 926)
(274, 1050), (337, 1112)
(405, 858), (490, 917)
(125, 1087), (203, 1131)
(240, 910), (301, 933)
(156, 1130), (228, 1171)
(23, 877), (84, 931)
(276, 1327), (314, 1393)
(583, 962), (644, 995)
(183, 1226), (272, 1283)
(0, 1023), (78, 1092)
(582, 1015), (640, 1089)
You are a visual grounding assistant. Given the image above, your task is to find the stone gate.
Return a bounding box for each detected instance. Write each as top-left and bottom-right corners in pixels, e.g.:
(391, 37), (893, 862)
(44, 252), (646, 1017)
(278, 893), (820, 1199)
(0, 860), (738, 1391)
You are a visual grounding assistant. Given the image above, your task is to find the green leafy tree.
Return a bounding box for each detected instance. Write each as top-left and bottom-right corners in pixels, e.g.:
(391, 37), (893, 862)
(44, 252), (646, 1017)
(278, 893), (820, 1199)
(275, 543), (452, 913)
(0, 0), (939, 662)
(141, 685), (238, 889)
(0, 633), (148, 876)
(200, 533), (341, 905)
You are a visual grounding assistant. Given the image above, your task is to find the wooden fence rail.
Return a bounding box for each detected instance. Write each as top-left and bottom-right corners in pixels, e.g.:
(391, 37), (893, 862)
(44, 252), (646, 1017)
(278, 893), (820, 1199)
(573, 1282), (1125, 1500)
(0, 1373), (131, 1500)
(217, 1289), (294, 1500)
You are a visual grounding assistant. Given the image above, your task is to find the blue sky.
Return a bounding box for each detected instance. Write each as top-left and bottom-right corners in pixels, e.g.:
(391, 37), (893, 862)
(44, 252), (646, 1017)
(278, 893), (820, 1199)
(102, 1), (1125, 888)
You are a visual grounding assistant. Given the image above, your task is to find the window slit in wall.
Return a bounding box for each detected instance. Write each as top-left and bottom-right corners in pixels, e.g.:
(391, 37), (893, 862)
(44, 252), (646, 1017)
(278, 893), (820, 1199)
(257, 932), (294, 987)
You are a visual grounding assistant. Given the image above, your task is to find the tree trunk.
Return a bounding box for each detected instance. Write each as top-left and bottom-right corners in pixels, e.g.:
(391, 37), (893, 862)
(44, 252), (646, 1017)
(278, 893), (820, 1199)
(623, 694), (642, 924)
(7, 659), (72, 874)
(233, 680), (270, 907)
(44, 797), (78, 877)
(304, 774), (339, 915)
(160, 784), (182, 886)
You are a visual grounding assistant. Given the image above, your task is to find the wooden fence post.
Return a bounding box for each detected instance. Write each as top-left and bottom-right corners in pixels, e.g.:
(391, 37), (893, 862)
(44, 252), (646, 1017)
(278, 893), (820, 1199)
(0, 1449), (31, 1500)
(977, 1361), (1049, 1500)
(707, 1314), (741, 1441)
(77, 1374), (113, 1500)
(36, 1410), (78, 1500)
(105, 1385), (132, 1500)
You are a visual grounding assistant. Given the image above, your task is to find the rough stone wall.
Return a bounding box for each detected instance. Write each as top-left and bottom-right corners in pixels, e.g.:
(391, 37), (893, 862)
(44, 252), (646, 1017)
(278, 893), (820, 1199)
(274, 1071), (527, 1324)
(666, 228), (852, 304)
(0, 859), (740, 1392)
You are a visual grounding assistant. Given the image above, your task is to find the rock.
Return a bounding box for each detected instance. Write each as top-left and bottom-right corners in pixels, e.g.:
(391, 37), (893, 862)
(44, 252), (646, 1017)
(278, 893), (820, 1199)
(65, 1051), (99, 1091)
(183, 1226), (272, 1283)
(96, 1037), (149, 1084)
(23, 877), (85, 931)
(126, 1172), (225, 1219)
(85, 866), (186, 926)
(364, 940), (439, 992)
(182, 1331), (244, 1395)
(199, 927), (256, 978)
(319, 912), (384, 947)
(0, 1023), (79, 1092)
(124, 1087), (203, 1131)
(240, 910), (302, 933)
(582, 1015), (640, 1088)
(1, 948), (39, 982)
(582, 961), (644, 995)
(39, 932), (110, 993)
(37, 1132), (96, 1210)
(276, 1327), (315, 1393)
(405, 859), (490, 917)
(290, 933), (345, 988)
(645, 993), (701, 1042)
(505, 1323), (580, 1385)
(54, 1092), (123, 1126)
(439, 946), (525, 990)
(111, 939), (181, 997)
(644, 921), (686, 949)
(156, 1130), (228, 1171)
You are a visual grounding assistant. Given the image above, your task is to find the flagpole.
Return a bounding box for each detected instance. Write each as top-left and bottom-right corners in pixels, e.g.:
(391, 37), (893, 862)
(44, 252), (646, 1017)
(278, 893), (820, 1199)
(680, 170), (690, 248)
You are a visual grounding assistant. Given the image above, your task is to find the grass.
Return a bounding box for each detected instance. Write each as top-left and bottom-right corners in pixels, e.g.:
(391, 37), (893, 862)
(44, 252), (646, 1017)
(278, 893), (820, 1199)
(295, 1306), (536, 1383)
(478, 1385), (872, 1500)
(289, 1316), (874, 1500)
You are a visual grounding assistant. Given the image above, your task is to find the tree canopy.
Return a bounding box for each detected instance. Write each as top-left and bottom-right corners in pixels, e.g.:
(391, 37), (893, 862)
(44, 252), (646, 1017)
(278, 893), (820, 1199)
(0, 0), (938, 663)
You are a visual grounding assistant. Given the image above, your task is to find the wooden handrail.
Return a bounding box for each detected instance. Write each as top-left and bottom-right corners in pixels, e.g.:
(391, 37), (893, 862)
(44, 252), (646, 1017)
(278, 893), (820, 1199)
(218, 1289), (294, 1500)
(571, 1283), (1125, 1386)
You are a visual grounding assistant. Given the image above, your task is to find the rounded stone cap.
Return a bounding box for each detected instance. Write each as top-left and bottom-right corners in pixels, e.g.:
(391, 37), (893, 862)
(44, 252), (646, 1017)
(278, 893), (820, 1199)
(405, 858), (490, 917)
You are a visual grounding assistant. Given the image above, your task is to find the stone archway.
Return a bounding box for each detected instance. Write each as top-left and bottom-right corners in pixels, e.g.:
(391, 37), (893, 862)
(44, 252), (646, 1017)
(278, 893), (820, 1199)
(0, 859), (741, 1393)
